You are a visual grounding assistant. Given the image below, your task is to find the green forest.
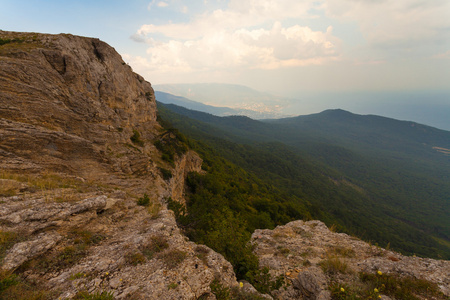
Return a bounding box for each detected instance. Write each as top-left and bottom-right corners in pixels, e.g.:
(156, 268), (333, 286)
(155, 102), (450, 277)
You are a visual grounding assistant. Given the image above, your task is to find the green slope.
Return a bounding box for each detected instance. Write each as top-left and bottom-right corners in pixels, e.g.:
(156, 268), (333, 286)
(157, 102), (450, 259)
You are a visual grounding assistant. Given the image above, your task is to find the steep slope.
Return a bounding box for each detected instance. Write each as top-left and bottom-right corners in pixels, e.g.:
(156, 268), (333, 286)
(0, 31), (253, 299)
(157, 102), (450, 259)
(0, 30), (158, 180)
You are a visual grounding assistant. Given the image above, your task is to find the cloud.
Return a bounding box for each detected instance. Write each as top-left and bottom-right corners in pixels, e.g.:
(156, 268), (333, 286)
(324, 0), (450, 53)
(135, 0), (339, 73)
(157, 1), (168, 7)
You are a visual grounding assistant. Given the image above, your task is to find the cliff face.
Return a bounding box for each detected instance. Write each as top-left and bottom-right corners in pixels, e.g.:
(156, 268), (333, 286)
(0, 31), (244, 299)
(0, 30), (157, 178)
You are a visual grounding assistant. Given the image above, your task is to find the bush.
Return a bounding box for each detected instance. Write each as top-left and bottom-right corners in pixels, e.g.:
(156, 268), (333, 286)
(245, 267), (284, 295)
(137, 194), (150, 206)
(130, 130), (144, 147)
(160, 249), (187, 269)
(158, 167), (173, 181)
(141, 236), (169, 259)
(124, 251), (146, 266)
(210, 279), (230, 300)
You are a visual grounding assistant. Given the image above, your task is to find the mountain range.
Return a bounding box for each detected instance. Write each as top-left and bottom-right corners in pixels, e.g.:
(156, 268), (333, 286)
(157, 101), (450, 260)
(155, 84), (450, 131)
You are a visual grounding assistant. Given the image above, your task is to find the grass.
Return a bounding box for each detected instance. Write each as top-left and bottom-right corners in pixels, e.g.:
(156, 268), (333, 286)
(0, 171), (102, 198)
(359, 271), (446, 300)
(160, 249), (187, 269)
(0, 230), (19, 263)
(167, 282), (178, 290)
(124, 251), (146, 266)
(319, 255), (350, 275)
(326, 271), (447, 300)
(328, 246), (356, 258)
(194, 245), (210, 265)
(141, 235), (169, 259)
(24, 229), (105, 273)
(73, 290), (114, 300)
(0, 270), (52, 300)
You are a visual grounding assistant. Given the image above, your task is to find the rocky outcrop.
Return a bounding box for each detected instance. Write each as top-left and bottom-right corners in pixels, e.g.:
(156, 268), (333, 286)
(0, 184), (239, 299)
(252, 220), (450, 299)
(0, 31), (244, 299)
(169, 150), (203, 204)
(0, 30), (158, 178)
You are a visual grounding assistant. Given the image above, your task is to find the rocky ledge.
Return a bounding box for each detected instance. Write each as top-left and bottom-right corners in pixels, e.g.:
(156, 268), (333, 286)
(252, 220), (450, 299)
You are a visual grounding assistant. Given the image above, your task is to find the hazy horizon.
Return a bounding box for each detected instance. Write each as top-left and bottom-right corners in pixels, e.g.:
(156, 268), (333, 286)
(1, 0), (449, 122)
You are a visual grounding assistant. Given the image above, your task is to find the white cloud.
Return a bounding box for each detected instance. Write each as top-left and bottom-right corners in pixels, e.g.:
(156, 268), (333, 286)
(135, 0), (339, 73)
(157, 1), (168, 7)
(324, 0), (450, 53)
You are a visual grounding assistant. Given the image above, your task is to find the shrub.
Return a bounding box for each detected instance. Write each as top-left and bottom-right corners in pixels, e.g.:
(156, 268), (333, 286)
(359, 271), (445, 300)
(210, 279), (230, 300)
(124, 251), (146, 266)
(137, 194), (150, 206)
(160, 249), (187, 269)
(245, 267), (284, 295)
(141, 236), (169, 259)
(158, 167), (173, 181)
(130, 130), (144, 147)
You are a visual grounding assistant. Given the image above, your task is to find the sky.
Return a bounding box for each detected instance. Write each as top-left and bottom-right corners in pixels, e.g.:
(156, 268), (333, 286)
(1, 0), (450, 97)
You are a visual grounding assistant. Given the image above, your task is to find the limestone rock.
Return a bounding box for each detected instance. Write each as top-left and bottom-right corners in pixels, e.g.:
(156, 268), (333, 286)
(2, 232), (62, 271)
(293, 267), (330, 300)
(252, 220), (450, 298)
(0, 30), (158, 179)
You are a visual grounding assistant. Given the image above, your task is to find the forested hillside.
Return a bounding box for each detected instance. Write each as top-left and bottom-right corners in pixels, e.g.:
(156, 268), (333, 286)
(157, 102), (450, 259)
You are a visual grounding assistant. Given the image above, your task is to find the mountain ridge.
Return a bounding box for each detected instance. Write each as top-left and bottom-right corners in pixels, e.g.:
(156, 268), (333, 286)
(157, 102), (450, 259)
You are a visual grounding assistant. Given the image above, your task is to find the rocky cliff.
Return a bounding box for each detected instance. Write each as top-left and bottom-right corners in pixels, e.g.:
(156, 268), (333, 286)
(1, 31), (449, 300)
(0, 30), (247, 299)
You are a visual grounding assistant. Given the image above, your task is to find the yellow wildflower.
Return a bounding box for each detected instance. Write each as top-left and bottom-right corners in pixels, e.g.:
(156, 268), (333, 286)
(239, 282), (244, 288)
(377, 270), (382, 276)
(374, 288), (379, 293)
(340, 287), (345, 292)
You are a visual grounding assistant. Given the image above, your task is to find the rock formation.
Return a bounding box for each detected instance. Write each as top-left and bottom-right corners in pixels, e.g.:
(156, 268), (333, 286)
(252, 220), (450, 299)
(0, 30), (245, 299)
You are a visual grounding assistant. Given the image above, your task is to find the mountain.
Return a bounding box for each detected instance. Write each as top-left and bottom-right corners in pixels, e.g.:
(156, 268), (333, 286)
(157, 103), (450, 260)
(154, 83), (291, 119)
(155, 91), (243, 116)
(1, 30), (449, 299)
(0, 30), (247, 299)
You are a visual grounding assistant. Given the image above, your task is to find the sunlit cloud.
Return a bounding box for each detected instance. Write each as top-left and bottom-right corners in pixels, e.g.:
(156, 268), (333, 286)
(135, 0), (339, 73)
(324, 0), (450, 53)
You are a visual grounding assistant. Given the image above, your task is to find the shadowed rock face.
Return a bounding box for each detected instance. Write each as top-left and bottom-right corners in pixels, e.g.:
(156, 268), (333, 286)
(0, 31), (157, 177)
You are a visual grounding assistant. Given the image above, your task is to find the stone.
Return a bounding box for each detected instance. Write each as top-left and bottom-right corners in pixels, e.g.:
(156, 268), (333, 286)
(293, 267), (329, 300)
(2, 233), (62, 271)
